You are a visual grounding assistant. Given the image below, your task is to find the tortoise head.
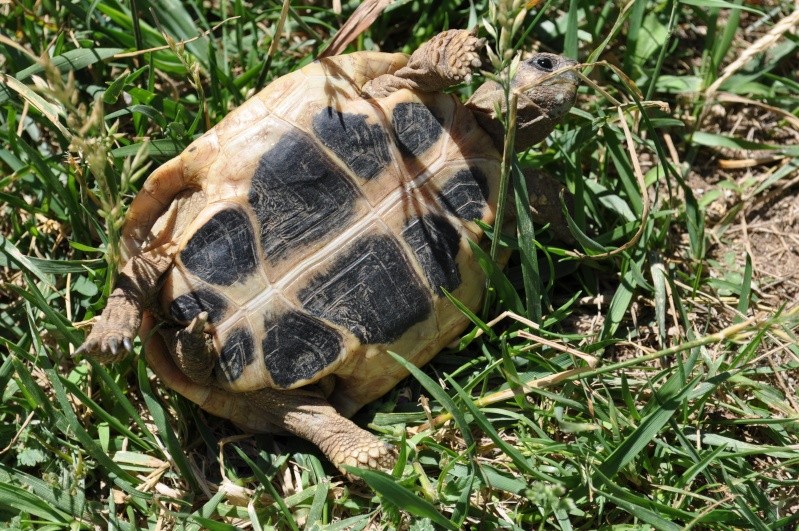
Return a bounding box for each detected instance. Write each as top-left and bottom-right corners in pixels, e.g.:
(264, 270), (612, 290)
(466, 53), (579, 151)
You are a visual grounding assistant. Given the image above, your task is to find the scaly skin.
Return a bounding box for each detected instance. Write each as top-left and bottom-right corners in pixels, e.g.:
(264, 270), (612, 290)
(364, 29), (484, 97)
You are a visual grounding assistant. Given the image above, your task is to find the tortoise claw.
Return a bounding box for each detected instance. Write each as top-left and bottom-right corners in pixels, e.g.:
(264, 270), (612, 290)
(107, 338), (119, 357)
(75, 327), (136, 363)
(188, 312), (209, 335)
(72, 343), (87, 358)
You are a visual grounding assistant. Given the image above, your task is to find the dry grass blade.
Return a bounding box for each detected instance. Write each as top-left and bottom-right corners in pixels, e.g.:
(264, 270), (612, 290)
(1, 74), (71, 139)
(705, 8), (799, 96)
(413, 308), (798, 433)
(473, 310), (598, 365)
(319, 0), (394, 58)
(267, 0), (292, 64)
(113, 17), (240, 59)
(408, 365), (596, 434)
(0, 34), (39, 62)
(715, 93), (799, 132)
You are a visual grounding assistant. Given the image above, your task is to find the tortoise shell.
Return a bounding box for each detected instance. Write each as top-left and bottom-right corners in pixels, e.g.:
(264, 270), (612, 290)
(122, 51), (502, 413)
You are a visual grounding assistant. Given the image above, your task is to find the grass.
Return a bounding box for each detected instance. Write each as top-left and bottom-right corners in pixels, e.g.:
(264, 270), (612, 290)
(2, 0), (799, 528)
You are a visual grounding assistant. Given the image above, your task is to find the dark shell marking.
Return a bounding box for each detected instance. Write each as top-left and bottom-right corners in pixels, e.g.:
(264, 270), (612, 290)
(392, 102), (445, 158)
(402, 214), (462, 295)
(262, 311), (344, 388)
(249, 131), (361, 265)
(313, 107), (392, 181)
(438, 166), (489, 221)
(299, 234), (432, 344)
(218, 327), (256, 382)
(170, 288), (228, 324)
(180, 208), (260, 286)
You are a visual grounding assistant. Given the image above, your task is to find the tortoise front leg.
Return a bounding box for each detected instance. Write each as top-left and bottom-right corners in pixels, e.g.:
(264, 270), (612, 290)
(76, 243), (175, 362)
(364, 29), (484, 97)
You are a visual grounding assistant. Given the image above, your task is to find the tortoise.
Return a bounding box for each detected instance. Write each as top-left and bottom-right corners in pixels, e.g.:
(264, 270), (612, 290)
(77, 29), (579, 472)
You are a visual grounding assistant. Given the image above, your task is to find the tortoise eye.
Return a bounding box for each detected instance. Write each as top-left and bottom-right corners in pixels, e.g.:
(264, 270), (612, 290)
(535, 56), (555, 71)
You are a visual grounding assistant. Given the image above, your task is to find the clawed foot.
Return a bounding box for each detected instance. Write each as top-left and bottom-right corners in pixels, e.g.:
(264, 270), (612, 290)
(74, 297), (142, 363)
(183, 311), (208, 337)
(436, 29), (484, 84)
(318, 426), (398, 475)
(364, 29), (485, 97)
(74, 318), (137, 362)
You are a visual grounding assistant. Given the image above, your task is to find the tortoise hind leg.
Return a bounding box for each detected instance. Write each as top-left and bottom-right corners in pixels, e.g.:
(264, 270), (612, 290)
(364, 29), (484, 97)
(142, 315), (396, 473)
(158, 311), (216, 386)
(242, 386), (397, 472)
(76, 242), (176, 362)
(77, 187), (204, 363)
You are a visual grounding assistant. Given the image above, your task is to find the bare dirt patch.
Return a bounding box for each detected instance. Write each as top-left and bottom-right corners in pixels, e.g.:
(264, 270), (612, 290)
(739, 189), (799, 303)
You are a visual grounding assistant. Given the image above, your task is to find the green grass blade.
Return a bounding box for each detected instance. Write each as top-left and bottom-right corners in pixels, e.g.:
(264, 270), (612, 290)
(34, 361), (142, 496)
(12, 47), (124, 82)
(386, 351), (475, 450)
(680, 0), (764, 16)
(735, 253), (753, 322)
(592, 487), (683, 530)
(346, 468), (457, 530)
(304, 478), (329, 528)
(189, 517), (240, 531)
(324, 515), (371, 531)
(136, 357), (201, 492)
(441, 288), (497, 342)
(0, 482), (72, 524)
(601, 263), (636, 339)
(0, 463), (87, 521)
(141, 0), (210, 66)
(60, 376), (154, 450)
(468, 240), (524, 314)
(512, 159), (542, 321)
(595, 374), (701, 481)
(232, 446), (299, 531)
(447, 377), (559, 483)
